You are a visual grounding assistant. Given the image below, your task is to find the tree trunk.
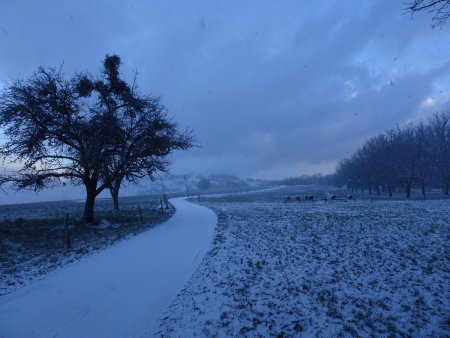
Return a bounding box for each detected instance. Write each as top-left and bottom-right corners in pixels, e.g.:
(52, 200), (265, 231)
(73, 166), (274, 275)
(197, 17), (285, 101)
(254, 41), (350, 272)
(83, 186), (96, 223)
(405, 183), (411, 199)
(376, 185), (380, 195)
(112, 189), (119, 210)
(368, 186), (372, 195)
(444, 182), (450, 196)
(110, 185), (120, 211)
(109, 176), (123, 211)
(421, 182), (426, 200)
(388, 187), (393, 197)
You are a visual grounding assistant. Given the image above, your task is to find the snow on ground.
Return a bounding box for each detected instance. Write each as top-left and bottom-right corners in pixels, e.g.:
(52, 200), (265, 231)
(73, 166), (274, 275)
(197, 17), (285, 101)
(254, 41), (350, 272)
(156, 191), (450, 337)
(0, 198), (216, 338)
(0, 198), (172, 296)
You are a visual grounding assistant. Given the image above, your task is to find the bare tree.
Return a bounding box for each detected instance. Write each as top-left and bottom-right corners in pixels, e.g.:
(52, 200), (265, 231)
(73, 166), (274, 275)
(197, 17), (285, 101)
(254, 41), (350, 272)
(414, 122), (434, 198)
(394, 124), (422, 198)
(79, 56), (194, 210)
(335, 113), (449, 198)
(0, 55), (194, 222)
(0, 67), (114, 223)
(103, 108), (194, 210)
(405, 0), (450, 27)
(429, 112), (450, 194)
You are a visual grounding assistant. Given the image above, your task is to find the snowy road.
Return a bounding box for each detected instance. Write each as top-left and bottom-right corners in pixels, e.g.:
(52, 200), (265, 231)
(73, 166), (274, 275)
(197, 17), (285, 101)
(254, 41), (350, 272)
(0, 198), (216, 338)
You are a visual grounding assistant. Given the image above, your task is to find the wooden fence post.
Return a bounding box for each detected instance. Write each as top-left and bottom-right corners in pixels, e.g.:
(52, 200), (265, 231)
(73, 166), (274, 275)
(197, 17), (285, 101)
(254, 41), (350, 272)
(160, 197), (164, 214)
(64, 213), (71, 250)
(138, 205), (143, 224)
(184, 176), (190, 198)
(164, 194), (169, 209)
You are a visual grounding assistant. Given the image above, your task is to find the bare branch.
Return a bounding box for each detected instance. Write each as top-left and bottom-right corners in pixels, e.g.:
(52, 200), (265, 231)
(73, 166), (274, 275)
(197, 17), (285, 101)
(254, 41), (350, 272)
(404, 0), (450, 27)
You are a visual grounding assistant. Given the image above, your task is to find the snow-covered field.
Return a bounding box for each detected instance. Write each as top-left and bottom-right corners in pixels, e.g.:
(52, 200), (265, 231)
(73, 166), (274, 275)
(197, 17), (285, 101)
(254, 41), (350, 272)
(1, 187), (449, 337)
(157, 188), (450, 337)
(0, 198), (216, 338)
(0, 196), (173, 296)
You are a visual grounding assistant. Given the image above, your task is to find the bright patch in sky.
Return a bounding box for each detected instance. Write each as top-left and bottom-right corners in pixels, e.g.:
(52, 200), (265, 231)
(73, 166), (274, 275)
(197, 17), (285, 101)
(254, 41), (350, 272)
(421, 96), (435, 108)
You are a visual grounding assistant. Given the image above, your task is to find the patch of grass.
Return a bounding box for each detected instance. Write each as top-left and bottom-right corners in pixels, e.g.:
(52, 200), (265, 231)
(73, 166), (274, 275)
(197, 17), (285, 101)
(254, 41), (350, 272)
(0, 195), (174, 296)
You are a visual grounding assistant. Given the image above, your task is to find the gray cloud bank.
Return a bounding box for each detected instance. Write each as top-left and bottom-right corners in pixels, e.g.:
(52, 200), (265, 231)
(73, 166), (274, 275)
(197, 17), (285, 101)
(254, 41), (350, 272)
(1, 0), (450, 181)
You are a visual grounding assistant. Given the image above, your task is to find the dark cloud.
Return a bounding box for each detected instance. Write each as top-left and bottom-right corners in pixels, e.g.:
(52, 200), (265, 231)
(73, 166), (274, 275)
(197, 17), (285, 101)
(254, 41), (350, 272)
(1, 0), (449, 180)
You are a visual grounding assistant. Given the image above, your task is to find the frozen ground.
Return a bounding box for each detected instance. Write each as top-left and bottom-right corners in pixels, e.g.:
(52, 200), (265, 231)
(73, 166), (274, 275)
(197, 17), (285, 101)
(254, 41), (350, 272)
(0, 197), (173, 296)
(157, 188), (450, 337)
(0, 198), (216, 338)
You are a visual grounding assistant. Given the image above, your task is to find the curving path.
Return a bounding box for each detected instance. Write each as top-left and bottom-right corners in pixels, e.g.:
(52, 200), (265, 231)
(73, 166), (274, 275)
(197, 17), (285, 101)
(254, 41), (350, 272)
(0, 198), (216, 338)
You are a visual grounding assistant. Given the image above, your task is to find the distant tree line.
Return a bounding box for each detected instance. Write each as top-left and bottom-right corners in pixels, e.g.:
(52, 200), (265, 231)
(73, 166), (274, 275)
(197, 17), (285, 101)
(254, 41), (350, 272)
(280, 174), (337, 187)
(0, 55), (194, 223)
(335, 113), (450, 198)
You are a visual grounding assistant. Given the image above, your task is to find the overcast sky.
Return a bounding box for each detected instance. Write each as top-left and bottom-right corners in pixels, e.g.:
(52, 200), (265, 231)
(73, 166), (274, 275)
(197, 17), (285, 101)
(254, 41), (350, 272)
(1, 0), (450, 180)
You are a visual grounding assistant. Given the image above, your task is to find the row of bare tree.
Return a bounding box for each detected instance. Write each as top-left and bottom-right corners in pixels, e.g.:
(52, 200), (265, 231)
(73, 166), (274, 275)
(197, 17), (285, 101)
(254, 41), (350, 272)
(335, 113), (450, 198)
(0, 55), (194, 222)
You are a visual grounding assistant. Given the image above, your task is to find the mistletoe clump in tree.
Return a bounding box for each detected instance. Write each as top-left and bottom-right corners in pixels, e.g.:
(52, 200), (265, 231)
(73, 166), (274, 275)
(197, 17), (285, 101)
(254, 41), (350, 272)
(0, 55), (194, 223)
